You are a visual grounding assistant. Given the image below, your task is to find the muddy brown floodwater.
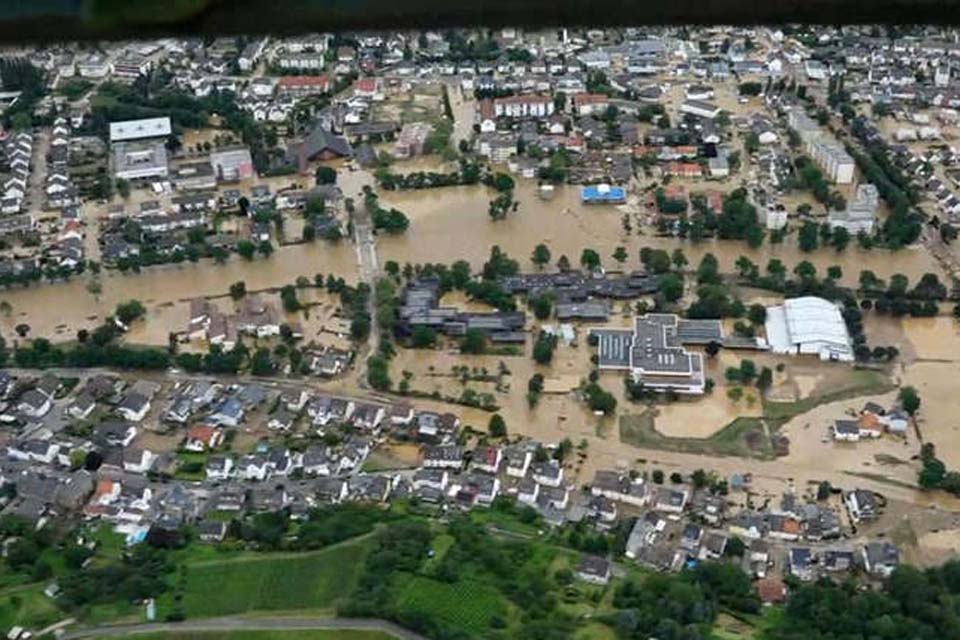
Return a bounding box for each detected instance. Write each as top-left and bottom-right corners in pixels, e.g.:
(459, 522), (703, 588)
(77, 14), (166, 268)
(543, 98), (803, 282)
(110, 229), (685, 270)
(375, 181), (945, 288)
(0, 240), (358, 341)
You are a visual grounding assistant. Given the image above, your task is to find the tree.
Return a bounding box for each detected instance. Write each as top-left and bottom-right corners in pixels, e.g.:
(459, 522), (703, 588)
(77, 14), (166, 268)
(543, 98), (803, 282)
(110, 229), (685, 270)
(660, 272), (684, 303)
(826, 265), (843, 281)
(642, 248), (672, 274)
(747, 304), (766, 325)
(652, 469), (665, 484)
(115, 300), (146, 325)
(460, 329), (487, 354)
(236, 240), (256, 260)
(116, 178), (131, 199)
(899, 386), (921, 416)
(533, 332), (558, 365)
(612, 246), (628, 264)
(798, 221), (819, 252)
(757, 366), (773, 391)
(367, 355), (391, 391)
(279, 285), (301, 312)
(580, 248), (601, 271)
(250, 348), (275, 376)
(488, 414), (507, 438)
(315, 165), (337, 185)
(794, 260), (817, 281)
(492, 172), (515, 192)
(531, 243), (551, 269)
(584, 382), (617, 414)
(671, 248), (688, 270)
(725, 536), (746, 558)
(691, 469), (708, 488)
(229, 281), (246, 300)
(530, 294), (552, 320)
(831, 226), (850, 251)
(696, 253), (721, 285)
(411, 325), (437, 349)
(557, 255), (571, 272)
(258, 240), (274, 258)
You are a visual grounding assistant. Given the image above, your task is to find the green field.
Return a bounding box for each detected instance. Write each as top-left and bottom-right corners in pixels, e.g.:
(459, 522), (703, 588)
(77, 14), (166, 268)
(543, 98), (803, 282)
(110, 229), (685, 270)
(762, 368), (894, 424)
(620, 411), (774, 459)
(620, 368), (894, 459)
(113, 632), (394, 640)
(393, 574), (508, 634)
(166, 537), (372, 618)
(0, 584), (62, 632)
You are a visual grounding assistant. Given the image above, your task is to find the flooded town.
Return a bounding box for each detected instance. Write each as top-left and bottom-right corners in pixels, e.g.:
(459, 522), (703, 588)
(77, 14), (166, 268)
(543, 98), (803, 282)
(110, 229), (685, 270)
(0, 23), (958, 640)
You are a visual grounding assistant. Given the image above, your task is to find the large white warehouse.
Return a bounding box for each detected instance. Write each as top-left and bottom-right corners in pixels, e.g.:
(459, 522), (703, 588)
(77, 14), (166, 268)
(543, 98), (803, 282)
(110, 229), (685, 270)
(764, 296), (854, 362)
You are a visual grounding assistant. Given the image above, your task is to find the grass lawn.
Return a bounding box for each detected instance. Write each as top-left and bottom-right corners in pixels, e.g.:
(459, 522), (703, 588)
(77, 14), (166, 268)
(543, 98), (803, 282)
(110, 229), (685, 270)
(0, 583), (62, 632)
(163, 536), (372, 619)
(469, 507), (542, 537)
(762, 368), (894, 424)
(175, 451), (208, 481)
(360, 450), (415, 473)
(112, 632), (395, 640)
(574, 622), (618, 640)
(620, 411), (774, 460)
(423, 533), (454, 572)
(393, 574), (508, 634)
(620, 369), (894, 459)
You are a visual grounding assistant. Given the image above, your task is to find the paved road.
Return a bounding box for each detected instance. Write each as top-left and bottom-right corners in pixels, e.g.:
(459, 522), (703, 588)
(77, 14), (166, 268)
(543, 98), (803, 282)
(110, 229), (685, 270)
(62, 616), (429, 640)
(351, 188), (382, 389)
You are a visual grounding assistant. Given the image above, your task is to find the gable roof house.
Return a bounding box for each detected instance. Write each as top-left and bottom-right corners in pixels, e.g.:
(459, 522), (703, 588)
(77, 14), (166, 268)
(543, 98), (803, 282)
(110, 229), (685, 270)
(845, 489), (880, 523)
(504, 446), (533, 478)
(472, 446), (503, 474)
(531, 460), (564, 488)
(184, 425), (225, 452)
(122, 448), (156, 474)
(94, 421), (138, 448)
(205, 455), (234, 481)
(591, 470), (649, 507)
(352, 403), (385, 431)
(422, 445), (464, 470)
(8, 440), (60, 465)
(286, 124), (353, 174)
(116, 391), (151, 422)
(17, 389), (52, 418)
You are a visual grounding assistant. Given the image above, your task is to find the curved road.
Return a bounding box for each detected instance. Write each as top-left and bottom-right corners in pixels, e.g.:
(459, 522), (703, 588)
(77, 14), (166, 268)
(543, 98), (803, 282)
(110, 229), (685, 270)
(62, 616), (428, 640)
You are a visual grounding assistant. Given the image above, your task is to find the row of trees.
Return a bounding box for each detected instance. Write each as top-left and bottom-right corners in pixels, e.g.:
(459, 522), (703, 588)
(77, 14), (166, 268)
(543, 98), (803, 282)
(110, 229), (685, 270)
(363, 188), (410, 234)
(375, 159), (483, 191)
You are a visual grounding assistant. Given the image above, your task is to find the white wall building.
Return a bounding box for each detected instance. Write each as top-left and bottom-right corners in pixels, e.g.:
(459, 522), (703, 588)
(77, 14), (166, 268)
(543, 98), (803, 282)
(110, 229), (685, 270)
(764, 296), (854, 362)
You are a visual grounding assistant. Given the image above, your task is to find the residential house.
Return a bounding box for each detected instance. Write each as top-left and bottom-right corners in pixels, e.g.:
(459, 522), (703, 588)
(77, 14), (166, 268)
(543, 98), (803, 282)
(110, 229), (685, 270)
(845, 489), (880, 523)
(472, 446), (502, 474)
(862, 542), (899, 577)
(576, 555), (612, 585)
(422, 445), (464, 470)
(184, 425), (224, 452)
(789, 547), (816, 581)
(205, 455), (234, 481)
(122, 448), (156, 474)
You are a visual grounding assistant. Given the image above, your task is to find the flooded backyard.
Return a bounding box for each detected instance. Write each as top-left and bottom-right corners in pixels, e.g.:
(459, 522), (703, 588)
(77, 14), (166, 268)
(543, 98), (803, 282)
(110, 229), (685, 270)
(0, 240), (358, 342)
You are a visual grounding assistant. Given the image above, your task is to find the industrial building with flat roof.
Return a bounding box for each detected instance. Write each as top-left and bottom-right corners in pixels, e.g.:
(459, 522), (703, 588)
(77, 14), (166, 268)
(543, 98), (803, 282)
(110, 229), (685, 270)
(109, 116), (172, 143)
(581, 184), (626, 204)
(764, 296), (854, 362)
(113, 140), (169, 181)
(592, 314), (722, 394)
